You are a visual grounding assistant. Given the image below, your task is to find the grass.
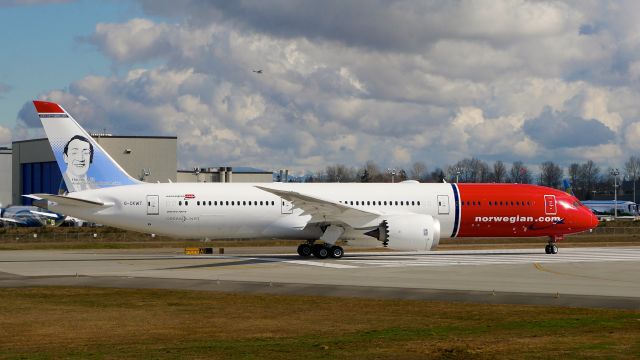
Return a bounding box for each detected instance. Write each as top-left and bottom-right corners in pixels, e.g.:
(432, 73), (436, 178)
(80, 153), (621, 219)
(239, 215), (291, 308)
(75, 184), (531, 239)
(0, 287), (638, 359)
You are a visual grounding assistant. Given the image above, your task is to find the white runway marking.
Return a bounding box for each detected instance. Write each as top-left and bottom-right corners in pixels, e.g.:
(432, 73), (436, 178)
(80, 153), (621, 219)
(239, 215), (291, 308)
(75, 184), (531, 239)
(266, 247), (640, 269)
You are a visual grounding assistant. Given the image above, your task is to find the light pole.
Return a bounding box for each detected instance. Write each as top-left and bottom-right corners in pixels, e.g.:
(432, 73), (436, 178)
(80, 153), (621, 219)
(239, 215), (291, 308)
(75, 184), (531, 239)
(455, 167), (462, 183)
(611, 168), (620, 218)
(387, 168), (396, 183)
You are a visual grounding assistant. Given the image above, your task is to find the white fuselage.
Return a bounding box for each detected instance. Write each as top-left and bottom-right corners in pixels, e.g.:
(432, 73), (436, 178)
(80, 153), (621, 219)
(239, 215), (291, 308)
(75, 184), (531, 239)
(49, 182), (457, 239)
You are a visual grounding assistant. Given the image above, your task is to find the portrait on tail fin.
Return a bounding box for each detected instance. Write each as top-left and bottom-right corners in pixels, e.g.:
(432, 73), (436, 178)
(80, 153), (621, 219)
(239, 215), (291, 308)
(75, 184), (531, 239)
(62, 135), (95, 191)
(34, 100), (140, 193)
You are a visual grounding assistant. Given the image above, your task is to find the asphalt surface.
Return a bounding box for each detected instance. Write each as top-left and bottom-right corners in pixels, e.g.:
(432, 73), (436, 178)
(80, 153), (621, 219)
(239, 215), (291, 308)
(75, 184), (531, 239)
(0, 247), (638, 309)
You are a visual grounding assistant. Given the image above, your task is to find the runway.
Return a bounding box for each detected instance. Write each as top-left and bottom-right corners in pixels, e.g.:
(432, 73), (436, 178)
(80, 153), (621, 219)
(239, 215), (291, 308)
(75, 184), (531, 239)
(0, 246), (639, 309)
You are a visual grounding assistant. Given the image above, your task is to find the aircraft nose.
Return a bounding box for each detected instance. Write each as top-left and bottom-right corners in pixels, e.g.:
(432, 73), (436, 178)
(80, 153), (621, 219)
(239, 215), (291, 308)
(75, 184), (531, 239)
(591, 211), (599, 228)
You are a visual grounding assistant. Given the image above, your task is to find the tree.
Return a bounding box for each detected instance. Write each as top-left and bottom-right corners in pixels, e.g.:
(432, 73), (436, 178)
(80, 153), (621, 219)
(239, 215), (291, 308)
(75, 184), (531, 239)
(410, 161), (428, 182)
(447, 157), (490, 183)
(568, 163), (580, 195)
(509, 161), (532, 184)
(397, 169), (408, 182)
(429, 168), (445, 183)
(492, 161), (507, 183)
(624, 156), (640, 203)
(360, 160), (382, 182)
(579, 160), (600, 199)
(539, 161), (563, 188)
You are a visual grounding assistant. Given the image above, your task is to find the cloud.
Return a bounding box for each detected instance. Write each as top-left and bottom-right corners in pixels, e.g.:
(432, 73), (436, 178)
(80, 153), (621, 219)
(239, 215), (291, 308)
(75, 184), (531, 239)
(523, 107), (616, 149)
(19, 1), (640, 173)
(140, 0), (578, 53)
(0, 125), (11, 146)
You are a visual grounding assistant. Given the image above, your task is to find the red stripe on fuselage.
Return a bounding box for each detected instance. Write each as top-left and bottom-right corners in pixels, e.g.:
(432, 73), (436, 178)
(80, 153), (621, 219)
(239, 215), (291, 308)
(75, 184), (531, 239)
(33, 100), (64, 113)
(455, 184), (596, 238)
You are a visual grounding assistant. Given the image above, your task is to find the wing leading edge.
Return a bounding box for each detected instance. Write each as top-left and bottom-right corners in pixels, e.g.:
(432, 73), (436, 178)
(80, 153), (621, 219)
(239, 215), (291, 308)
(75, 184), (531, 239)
(255, 186), (381, 228)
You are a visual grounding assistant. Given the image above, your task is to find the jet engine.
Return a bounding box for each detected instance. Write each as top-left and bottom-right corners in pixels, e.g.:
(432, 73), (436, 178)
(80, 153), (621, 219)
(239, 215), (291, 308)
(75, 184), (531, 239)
(365, 214), (441, 251)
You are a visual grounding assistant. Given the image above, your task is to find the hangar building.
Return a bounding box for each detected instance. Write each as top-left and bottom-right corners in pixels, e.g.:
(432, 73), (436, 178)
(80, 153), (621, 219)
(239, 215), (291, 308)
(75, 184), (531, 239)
(11, 135), (273, 205)
(0, 147), (11, 207)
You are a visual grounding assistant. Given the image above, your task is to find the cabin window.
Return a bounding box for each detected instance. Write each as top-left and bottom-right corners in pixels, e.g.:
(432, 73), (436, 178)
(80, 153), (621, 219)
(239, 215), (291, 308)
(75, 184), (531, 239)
(185, 201), (189, 206)
(384, 201), (387, 205)
(417, 201), (421, 206)
(271, 201), (275, 206)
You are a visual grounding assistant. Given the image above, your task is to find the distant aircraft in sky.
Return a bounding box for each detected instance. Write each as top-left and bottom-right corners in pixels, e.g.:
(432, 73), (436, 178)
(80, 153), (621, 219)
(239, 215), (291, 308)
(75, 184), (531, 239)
(252, 69), (263, 74)
(28, 100), (597, 257)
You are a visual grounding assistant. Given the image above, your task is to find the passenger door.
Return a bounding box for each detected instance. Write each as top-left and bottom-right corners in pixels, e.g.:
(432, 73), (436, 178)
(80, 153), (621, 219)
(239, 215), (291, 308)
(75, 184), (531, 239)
(437, 195), (450, 215)
(147, 195), (159, 215)
(281, 198), (293, 214)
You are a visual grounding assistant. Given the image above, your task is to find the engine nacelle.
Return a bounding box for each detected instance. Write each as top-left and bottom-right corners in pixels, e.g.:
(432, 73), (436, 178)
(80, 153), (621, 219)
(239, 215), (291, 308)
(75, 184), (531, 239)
(365, 214), (441, 251)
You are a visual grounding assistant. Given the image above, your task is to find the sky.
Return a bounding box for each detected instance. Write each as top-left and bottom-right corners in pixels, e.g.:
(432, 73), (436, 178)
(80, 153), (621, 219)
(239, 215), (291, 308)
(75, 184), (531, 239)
(1, 0), (640, 175)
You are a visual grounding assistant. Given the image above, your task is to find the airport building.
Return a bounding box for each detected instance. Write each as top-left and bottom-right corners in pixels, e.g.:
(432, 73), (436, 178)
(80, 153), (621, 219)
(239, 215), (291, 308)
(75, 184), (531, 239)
(177, 167), (273, 183)
(0, 147), (12, 207)
(11, 135), (273, 205)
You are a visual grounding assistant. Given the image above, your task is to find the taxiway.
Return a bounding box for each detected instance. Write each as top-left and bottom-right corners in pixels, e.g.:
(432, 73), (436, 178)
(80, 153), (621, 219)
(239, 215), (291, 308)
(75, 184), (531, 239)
(0, 246), (638, 309)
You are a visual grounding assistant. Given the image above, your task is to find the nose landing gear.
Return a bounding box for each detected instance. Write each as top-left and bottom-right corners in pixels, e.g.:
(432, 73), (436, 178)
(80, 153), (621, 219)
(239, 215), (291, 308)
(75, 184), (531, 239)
(545, 235), (563, 254)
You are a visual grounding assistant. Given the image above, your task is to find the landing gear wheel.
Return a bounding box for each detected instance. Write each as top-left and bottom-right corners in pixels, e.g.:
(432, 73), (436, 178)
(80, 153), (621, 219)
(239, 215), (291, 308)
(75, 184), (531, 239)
(297, 243), (312, 257)
(312, 244), (329, 259)
(329, 246), (344, 259)
(551, 244), (558, 254)
(545, 245), (551, 254)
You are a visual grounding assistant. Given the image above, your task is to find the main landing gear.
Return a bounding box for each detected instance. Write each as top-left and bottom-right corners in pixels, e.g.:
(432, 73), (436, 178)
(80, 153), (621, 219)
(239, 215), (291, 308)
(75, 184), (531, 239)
(545, 235), (563, 254)
(297, 242), (344, 259)
(298, 225), (346, 259)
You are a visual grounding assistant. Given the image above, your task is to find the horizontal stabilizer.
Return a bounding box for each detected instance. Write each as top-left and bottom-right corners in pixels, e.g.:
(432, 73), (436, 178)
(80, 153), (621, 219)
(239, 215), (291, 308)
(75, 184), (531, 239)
(30, 194), (110, 208)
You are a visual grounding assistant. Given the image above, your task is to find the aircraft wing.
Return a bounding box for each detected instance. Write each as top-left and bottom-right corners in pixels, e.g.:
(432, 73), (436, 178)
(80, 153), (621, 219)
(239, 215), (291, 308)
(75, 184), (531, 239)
(0, 217), (26, 225)
(29, 210), (60, 218)
(30, 194), (111, 208)
(255, 186), (381, 228)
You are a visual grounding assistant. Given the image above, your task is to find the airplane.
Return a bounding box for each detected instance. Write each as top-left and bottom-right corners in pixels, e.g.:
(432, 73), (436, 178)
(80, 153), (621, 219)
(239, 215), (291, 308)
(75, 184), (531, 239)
(581, 200), (638, 217)
(27, 100), (598, 258)
(0, 205), (64, 227)
(252, 69), (263, 74)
